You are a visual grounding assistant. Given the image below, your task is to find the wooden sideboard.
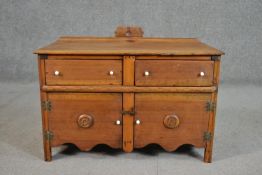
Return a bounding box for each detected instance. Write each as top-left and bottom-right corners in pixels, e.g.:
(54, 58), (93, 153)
(34, 26), (224, 162)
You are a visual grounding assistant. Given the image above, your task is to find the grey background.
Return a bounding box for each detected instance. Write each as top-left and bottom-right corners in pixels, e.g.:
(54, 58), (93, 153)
(1, 1), (262, 174)
(0, 0), (262, 84)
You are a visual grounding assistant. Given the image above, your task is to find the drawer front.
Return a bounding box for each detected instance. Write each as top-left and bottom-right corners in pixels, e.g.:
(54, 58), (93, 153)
(134, 93), (211, 151)
(45, 60), (122, 85)
(135, 60), (214, 86)
(48, 93), (122, 150)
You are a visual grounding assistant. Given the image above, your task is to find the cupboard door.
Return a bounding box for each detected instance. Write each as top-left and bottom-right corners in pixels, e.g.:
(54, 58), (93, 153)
(134, 93), (211, 151)
(48, 93), (122, 150)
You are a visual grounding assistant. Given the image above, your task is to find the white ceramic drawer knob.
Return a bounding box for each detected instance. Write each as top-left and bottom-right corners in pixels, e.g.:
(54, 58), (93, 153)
(54, 70), (60, 76)
(135, 119), (141, 125)
(116, 120), (121, 125)
(109, 70), (114, 76)
(144, 71), (150, 76)
(200, 71), (205, 77)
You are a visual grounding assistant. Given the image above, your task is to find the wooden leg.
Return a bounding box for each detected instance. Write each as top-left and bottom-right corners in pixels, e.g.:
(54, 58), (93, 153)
(39, 58), (52, 161)
(43, 139), (52, 161)
(204, 59), (220, 163)
(40, 92), (52, 161)
(204, 92), (217, 163)
(204, 140), (213, 163)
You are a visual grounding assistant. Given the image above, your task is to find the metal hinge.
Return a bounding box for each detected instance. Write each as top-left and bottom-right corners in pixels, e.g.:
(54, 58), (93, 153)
(39, 54), (48, 59)
(44, 131), (54, 141)
(206, 101), (216, 112)
(203, 132), (212, 141)
(121, 108), (136, 116)
(211, 56), (219, 61)
(42, 101), (52, 112)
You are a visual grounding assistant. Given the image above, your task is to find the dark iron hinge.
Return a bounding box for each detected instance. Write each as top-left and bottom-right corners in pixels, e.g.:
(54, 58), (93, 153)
(211, 56), (219, 61)
(206, 101), (216, 112)
(203, 132), (212, 141)
(44, 131), (54, 141)
(121, 108), (136, 116)
(42, 101), (52, 112)
(39, 54), (48, 59)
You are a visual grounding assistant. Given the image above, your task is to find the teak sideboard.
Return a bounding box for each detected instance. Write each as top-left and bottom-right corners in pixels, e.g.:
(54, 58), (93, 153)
(34, 26), (224, 163)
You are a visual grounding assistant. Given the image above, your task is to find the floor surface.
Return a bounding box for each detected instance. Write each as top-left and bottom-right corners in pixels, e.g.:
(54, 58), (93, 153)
(0, 83), (262, 175)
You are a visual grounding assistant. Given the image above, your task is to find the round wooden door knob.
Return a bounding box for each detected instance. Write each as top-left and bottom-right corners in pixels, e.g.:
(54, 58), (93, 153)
(163, 115), (180, 129)
(77, 114), (93, 128)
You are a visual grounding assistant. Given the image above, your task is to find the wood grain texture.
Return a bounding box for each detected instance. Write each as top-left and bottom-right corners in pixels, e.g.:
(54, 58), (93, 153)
(45, 60), (122, 85)
(123, 93), (134, 152)
(48, 55), (122, 60)
(35, 28), (223, 162)
(122, 56), (135, 152)
(136, 56), (211, 60)
(115, 26), (144, 37)
(123, 56), (135, 86)
(135, 60), (214, 86)
(38, 56), (52, 161)
(38, 56), (46, 87)
(34, 37), (224, 55)
(134, 93), (211, 151)
(204, 58), (221, 163)
(213, 59), (221, 86)
(47, 55), (211, 61)
(204, 93), (217, 163)
(42, 85), (217, 93)
(40, 92), (51, 161)
(48, 93), (122, 150)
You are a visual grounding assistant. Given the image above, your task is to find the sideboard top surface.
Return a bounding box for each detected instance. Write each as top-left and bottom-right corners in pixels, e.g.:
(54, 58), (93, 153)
(34, 37), (224, 56)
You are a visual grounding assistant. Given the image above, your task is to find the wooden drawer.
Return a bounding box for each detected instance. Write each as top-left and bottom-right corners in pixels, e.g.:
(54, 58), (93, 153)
(134, 93), (211, 151)
(48, 93), (122, 150)
(135, 60), (214, 86)
(45, 60), (122, 85)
